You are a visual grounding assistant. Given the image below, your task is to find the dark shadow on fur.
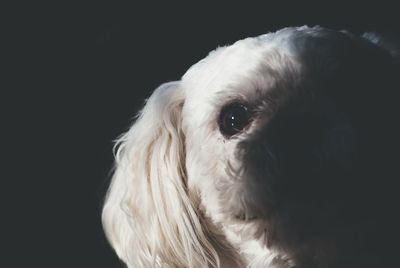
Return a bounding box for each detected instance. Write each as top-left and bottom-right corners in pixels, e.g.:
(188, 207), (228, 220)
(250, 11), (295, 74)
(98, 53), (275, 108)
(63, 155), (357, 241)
(237, 28), (400, 267)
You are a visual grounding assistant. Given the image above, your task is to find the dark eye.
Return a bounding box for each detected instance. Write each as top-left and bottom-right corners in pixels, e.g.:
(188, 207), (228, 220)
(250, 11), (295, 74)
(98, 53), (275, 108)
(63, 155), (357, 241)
(219, 103), (251, 137)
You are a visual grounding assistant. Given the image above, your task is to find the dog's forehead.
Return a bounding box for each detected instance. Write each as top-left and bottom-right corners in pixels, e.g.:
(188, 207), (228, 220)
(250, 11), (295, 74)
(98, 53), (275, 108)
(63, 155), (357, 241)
(180, 25), (364, 99)
(181, 28), (299, 100)
(179, 25), (373, 130)
(180, 27), (310, 124)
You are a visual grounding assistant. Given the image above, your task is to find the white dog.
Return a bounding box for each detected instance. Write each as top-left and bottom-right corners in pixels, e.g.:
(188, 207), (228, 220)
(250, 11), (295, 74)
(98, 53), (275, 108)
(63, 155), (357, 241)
(102, 26), (399, 267)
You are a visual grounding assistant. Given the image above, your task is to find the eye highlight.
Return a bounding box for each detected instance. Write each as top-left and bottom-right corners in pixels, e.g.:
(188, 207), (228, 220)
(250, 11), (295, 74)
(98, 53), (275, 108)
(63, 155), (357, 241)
(219, 102), (251, 137)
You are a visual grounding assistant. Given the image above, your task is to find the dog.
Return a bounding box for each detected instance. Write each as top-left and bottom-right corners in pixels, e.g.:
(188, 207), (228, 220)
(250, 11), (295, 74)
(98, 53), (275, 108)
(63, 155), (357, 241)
(102, 26), (399, 267)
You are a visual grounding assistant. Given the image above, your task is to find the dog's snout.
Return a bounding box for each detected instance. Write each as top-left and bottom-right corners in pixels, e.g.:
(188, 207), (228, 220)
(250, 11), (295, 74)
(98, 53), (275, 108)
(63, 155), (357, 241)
(238, 96), (358, 210)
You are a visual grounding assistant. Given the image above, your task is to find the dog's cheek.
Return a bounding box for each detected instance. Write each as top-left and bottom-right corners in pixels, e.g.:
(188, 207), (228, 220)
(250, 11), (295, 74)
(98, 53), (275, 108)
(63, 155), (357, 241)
(184, 130), (234, 221)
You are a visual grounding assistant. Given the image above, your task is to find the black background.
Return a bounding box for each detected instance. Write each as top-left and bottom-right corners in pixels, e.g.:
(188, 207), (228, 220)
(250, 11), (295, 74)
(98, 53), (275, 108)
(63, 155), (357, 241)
(8, 2), (398, 267)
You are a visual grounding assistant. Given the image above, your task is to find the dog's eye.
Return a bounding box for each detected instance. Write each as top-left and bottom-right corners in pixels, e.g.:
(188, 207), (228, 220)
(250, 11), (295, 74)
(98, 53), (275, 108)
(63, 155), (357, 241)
(219, 103), (251, 137)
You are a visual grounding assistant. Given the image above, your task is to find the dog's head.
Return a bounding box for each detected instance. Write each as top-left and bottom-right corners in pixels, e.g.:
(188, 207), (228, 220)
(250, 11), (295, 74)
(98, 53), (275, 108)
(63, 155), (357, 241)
(102, 26), (399, 267)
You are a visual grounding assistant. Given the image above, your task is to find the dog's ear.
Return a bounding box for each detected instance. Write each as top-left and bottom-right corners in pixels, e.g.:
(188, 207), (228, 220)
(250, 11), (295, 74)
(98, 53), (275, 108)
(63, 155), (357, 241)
(102, 82), (220, 268)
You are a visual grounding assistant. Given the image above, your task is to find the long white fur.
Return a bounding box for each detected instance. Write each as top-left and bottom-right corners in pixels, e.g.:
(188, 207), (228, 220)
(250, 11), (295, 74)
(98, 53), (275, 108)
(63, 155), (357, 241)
(102, 81), (226, 267)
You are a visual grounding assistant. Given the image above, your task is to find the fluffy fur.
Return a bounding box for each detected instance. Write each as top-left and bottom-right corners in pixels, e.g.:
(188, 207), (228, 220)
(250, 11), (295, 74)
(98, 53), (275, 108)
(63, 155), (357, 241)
(102, 26), (399, 267)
